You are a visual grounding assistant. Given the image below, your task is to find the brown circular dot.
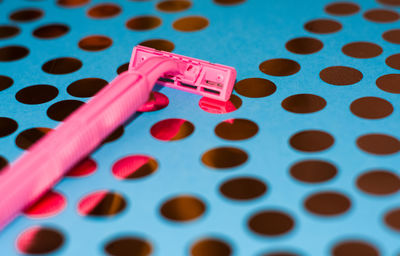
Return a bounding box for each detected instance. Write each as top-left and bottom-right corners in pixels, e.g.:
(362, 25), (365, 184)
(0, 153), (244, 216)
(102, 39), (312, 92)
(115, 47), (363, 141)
(290, 130), (334, 153)
(364, 9), (400, 23)
(87, 3), (121, 19)
(173, 16), (209, 32)
(385, 54), (400, 71)
(383, 29), (400, 44)
(259, 59), (300, 76)
(150, 118), (194, 141)
(57, 0), (90, 8)
(0, 117), (18, 138)
(160, 195), (206, 222)
(357, 170), (400, 196)
(33, 24), (69, 39)
(325, 2), (360, 16)
(304, 19), (342, 34)
(357, 133), (400, 155)
(214, 0), (246, 5)
(201, 147), (248, 169)
(103, 126), (124, 144)
(0, 75), (13, 91)
(126, 16), (162, 31)
(378, 0), (400, 6)
(78, 190), (126, 217)
(282, 94), (326, 114)
(117, 62), (129, 74)
(16, 84), (58, 105)
(384, 208), (400, 231)
(0, 45), (29, 62)
(105, 236), (153, 256)
(350, 97), (393, 119)
(15, 127), (52, 150)
(67, 78), (108, 98)
(10, 8), (43, 22)
(0, 25), (20, 39)
(16, 226), (64, 254)
(342, 42), (382, 59)
(290, 159), (337, 183)
(248, 210), (294, 236)
(376, 74), (400, 93)
(47, 100), (84, 121)
(234, 78), (276, 98)
(190, 238), (232, 256)
(157, 0), (191, 12)
(215, 118), (258, 141)
(112, 155), (158, 180)
(0, 156), (8, 171)
(332, 240), (380, 256)
(262, 252), (299, 256)
(320, 66), (363, 86)
(42, 57), (82, 74)
(78, 35), (112, 51)
(304, 191), (351, 216)
(139, 39), (175, 52)
(285, 37), (323, 54)
(220, 177), (267, 201)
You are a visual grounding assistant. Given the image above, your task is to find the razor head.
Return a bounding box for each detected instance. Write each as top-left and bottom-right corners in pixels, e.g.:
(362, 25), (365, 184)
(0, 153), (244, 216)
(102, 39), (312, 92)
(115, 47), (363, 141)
(129, 45), (237, 102)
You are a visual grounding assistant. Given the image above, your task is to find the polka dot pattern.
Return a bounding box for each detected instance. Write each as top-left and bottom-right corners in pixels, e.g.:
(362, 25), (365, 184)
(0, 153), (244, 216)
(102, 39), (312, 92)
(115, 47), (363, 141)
(0, 117), (18, 138)
(1, 0), (400, 255)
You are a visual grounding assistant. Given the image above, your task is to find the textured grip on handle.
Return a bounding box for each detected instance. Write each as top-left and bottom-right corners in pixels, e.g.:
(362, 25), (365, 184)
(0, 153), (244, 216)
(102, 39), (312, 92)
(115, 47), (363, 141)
(0, 56), (181, 230)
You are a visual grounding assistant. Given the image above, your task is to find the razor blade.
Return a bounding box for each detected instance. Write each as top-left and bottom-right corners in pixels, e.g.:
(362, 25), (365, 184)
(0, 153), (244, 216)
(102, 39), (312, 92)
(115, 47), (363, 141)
(129, 45), (237, 102)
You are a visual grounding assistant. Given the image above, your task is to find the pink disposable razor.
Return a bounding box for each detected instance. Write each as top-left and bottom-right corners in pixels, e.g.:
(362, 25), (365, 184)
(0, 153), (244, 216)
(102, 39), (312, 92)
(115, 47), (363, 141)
(0, 46), (236, 230)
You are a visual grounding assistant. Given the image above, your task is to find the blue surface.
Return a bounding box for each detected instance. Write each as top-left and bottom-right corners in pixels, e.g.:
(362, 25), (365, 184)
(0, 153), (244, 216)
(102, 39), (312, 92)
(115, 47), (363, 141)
(0, 0), (400, 255)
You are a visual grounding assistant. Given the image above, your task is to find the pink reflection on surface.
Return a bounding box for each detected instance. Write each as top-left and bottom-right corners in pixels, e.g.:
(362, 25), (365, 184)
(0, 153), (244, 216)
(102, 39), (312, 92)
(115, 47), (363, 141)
(150, 118), (194, 141)
(112, 155), (157, 179)
(17, 226), (42, 253)
(24, 191), (66, 218)
(66, 157), (97, 177)
(77, 190), (108, 216)
(199, 95), (242, 114)
(137, 91), (169, 112)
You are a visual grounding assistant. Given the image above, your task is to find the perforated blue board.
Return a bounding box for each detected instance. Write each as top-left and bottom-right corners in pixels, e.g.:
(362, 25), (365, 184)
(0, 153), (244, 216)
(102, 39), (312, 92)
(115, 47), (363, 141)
(1, 0), (400, 255)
